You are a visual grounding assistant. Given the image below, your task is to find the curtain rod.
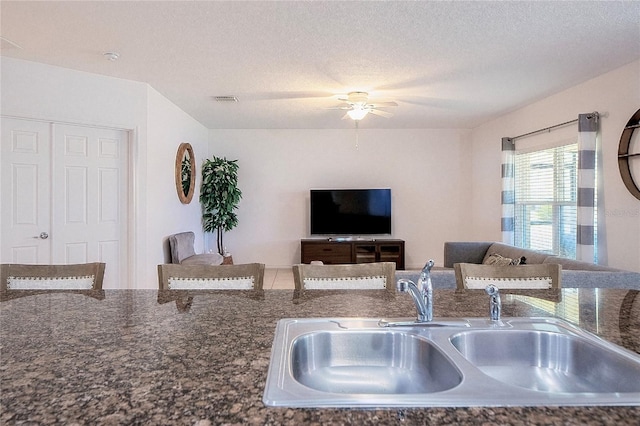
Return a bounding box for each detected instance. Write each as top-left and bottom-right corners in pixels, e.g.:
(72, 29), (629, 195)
(511, 118), (578, 141)
(510, 112), (599, 141)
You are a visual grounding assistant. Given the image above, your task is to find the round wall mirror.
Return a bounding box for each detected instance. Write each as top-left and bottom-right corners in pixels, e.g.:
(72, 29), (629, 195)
(175, 142), (196, 204)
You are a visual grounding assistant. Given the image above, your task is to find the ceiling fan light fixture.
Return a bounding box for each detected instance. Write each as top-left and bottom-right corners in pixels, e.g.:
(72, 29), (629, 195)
(347, 107), (370, 121)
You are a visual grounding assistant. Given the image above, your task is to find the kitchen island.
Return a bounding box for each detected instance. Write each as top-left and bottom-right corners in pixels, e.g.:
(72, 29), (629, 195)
(1, 288), (639, 425)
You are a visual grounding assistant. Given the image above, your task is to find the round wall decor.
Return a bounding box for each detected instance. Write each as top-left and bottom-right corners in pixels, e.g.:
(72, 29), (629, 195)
(618, 108), (640, 200)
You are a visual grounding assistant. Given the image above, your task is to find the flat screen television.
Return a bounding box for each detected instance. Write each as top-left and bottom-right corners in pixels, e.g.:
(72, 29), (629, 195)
(310, 188), (391, 235)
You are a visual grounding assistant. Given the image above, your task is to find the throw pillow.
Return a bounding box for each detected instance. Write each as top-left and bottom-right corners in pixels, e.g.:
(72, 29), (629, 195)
(483, 253), (522, 266)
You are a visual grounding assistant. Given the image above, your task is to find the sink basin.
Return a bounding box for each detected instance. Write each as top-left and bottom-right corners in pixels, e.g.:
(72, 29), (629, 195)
(263, 317), (640, 407)
(291, 330), (461, 394)
(450, 330), (640, 393)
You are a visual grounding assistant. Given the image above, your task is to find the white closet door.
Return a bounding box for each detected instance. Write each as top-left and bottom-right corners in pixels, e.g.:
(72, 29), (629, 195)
(1, 118), (128, 288)
(1, 118), (52, 264)
(52, 124), (128, 288)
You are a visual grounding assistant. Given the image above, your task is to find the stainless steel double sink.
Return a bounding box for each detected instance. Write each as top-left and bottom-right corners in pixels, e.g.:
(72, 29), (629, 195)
(263, 317), (640, 407)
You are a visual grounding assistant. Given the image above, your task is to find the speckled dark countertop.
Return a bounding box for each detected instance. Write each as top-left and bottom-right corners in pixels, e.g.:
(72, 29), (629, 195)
(1, 288), (639, 425)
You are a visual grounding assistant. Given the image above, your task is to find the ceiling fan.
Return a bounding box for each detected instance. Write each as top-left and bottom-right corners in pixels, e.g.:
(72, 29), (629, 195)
(328, 92), (398, 121)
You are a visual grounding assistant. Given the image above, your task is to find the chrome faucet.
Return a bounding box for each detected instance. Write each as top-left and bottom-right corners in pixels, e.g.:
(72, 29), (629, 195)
(397, 259), (434, 322)
(485, 284), (501, 321)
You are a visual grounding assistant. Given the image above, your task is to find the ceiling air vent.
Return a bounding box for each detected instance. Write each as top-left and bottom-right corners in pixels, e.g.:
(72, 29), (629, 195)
(214, 96), (238, 102)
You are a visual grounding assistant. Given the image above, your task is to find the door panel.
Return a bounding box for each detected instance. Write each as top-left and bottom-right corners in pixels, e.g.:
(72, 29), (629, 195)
(1, 118), (52, 263)
(1, 119), (128, 288)
(53, 124), (128, 288)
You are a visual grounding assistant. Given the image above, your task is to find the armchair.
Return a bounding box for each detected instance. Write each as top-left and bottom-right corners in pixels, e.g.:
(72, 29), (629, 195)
(168, 231), (223, 265)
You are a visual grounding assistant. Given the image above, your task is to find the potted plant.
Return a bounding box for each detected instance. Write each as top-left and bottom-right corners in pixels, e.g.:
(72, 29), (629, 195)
(200, 156), (242, 255)
(181, 154), (192, 195)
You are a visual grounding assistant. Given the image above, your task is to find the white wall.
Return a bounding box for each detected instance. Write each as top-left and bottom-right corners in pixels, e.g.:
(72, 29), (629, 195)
(0, 57), (147, 129)
(1, 58), (209, 288)
(470, 60), (640, 272)
(208, 128), (471, 269)
(144, 88), (210, 286)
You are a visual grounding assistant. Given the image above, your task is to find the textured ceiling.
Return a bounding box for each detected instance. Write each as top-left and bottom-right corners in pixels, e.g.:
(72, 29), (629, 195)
(1, 1), (639, 129)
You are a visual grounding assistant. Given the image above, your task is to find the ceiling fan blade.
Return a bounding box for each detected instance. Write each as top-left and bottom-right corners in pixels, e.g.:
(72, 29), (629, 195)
(0, 36), (22, 50)
(369, 109), (394, 118)
(244, 91), (335, 101)
(367, 101), (398, 108)
(399, 97), (459, 109)
(341, 113), (351, 120)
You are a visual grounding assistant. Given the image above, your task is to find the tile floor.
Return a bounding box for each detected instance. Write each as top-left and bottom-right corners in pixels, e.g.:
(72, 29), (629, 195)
(264, 268), (295, 289)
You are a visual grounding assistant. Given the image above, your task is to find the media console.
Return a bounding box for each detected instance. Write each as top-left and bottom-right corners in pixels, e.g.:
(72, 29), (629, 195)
(300, 239), (405, 270)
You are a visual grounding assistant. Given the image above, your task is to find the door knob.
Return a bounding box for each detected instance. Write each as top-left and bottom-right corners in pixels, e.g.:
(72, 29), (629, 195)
(34, 232), (49, 239)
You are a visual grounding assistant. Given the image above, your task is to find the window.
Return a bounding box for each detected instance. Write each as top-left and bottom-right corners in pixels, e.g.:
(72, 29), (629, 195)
(514, 142), (595, 259)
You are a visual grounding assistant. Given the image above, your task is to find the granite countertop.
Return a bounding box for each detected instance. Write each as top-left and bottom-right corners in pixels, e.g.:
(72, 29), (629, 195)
(1, 288), (639, 425)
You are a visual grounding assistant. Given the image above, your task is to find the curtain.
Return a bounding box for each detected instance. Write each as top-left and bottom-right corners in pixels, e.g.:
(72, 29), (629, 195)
(576, 113), (598, 262)
(501, 137), (515, 245)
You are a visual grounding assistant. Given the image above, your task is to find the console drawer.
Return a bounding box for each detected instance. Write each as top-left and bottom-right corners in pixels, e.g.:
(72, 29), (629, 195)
(301, 243), (351, 264)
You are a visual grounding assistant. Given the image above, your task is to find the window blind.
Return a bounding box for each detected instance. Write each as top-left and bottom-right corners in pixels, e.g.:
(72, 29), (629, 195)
(514, 143), (578, 258)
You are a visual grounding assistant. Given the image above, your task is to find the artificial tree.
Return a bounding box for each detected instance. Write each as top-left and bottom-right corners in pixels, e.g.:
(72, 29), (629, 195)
(200, 156), (242, 255)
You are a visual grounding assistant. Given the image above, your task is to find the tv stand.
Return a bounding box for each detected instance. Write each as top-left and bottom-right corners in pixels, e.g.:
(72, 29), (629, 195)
(300, 238), (405, 270)
(328, 237), (377, 242)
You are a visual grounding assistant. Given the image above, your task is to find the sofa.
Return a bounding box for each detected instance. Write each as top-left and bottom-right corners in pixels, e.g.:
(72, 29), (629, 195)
(396, 241), (640, 290)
